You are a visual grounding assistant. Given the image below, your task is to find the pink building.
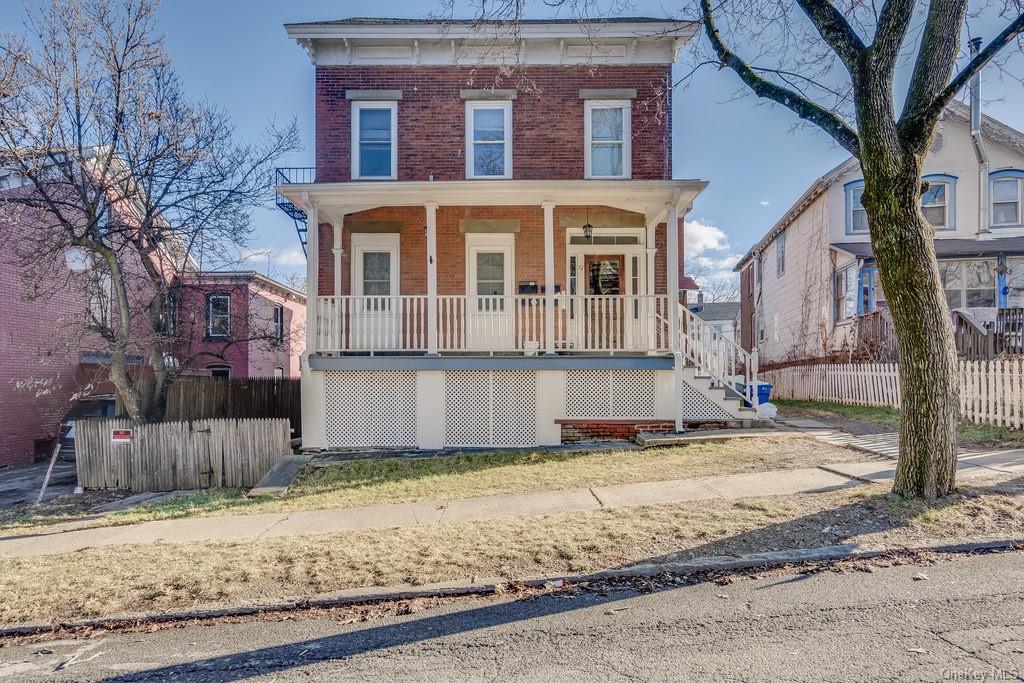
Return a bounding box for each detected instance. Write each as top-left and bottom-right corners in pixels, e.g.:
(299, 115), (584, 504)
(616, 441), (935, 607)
(171, 271), (306, 379)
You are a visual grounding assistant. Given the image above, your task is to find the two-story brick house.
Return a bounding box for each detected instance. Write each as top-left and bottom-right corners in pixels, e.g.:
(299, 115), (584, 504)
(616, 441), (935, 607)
(276, 17), (757, 450)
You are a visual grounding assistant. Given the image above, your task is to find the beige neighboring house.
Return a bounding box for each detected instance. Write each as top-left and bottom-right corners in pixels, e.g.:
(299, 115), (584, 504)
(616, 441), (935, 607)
(735, 100), (1024, 365)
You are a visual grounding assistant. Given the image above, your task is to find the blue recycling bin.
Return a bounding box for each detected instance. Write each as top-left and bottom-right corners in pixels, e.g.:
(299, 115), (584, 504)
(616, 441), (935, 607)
(745, 381), (773, 406)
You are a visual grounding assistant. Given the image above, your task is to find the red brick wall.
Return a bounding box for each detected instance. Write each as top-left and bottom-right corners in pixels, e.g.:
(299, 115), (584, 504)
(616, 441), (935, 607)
(315, 206), (680, 297)
(558, 419), (675, 443)
(315, 64), (672, 182)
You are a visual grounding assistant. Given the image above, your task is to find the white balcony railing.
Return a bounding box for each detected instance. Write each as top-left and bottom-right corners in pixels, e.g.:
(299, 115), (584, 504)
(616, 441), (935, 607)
(313, 294), (672, 354)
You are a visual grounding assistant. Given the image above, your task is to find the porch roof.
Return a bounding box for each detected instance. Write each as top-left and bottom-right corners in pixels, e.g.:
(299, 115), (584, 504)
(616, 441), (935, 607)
(832, 236), (1024, 260)
(276, 179), (707, 228)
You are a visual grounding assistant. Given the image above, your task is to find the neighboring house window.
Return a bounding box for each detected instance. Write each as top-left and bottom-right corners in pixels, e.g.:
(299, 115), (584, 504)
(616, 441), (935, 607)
(584, 100), (631, 179)
(756, 306), (765, 344)
(162, 289), (178, 336)
(940, 259), (996, 308)
(775, 231), (786, 277)
(921, 174), (956, 230)
(272, 303), (284, 343)
(207, 364), (231, 379)
(273, 367), (284, 378)
(352, 101), (397, 180)
(833, 266), (857, 321)
(1006, 256), (1024, 307)
(845, 181), (868, 234)
(465, 100), (512, 179)
(206, 293), (231, 339)
(991, 170), (1024, 227)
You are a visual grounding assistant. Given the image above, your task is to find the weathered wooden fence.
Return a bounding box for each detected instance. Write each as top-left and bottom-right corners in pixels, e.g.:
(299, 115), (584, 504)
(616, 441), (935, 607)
(121, 376), (301, 435)
(75, 418), (291, 491)
(763, 360), (1024, 429)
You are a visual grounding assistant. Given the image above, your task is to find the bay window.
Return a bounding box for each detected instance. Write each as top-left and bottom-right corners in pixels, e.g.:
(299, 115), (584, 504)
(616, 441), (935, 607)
(584, 100), (631, 179)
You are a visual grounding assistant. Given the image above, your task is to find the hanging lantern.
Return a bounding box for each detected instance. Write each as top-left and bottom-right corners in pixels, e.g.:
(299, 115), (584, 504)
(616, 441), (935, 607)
(582, 222), (594, 240)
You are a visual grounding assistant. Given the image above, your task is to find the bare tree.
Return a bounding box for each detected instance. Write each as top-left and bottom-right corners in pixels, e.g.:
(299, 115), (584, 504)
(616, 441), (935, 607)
(685, 256), (740, 302)
(459, 0), (1023, 498)
(0, 0), (297, 422)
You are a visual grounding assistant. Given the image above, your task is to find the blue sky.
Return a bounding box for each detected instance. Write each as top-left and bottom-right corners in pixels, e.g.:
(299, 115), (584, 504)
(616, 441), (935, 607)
(2, 1), (1022, 284)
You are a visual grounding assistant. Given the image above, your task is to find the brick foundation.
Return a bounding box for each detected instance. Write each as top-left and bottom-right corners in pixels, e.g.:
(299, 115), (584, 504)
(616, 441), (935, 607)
(556, 419), (675, 444)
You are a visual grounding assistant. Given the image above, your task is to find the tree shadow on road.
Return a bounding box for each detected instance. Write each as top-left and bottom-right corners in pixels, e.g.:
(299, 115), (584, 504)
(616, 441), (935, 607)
(105, 474), (1024, 682)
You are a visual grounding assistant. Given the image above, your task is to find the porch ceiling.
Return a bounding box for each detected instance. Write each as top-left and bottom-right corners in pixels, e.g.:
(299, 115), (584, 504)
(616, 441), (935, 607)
(277, 179), (707, 227)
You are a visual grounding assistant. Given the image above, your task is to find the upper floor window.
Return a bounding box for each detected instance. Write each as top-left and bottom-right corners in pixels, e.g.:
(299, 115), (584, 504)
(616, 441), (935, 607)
(352, 101), (397, 180)
(991, 170), (1024, 227)
(466, 101), (512, 179)
(584, 100), (631, 179)
(845, 181), (868, 234)
(775, 230), (786, 277)
(206, 293), (231, 339)
(272, 303), (284, 343)
(921, 174), (956, 230)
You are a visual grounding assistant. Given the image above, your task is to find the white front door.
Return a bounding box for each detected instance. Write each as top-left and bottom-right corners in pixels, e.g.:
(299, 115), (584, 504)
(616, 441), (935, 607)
(466, 235), (515, 351)
(351, 233), (400, 350)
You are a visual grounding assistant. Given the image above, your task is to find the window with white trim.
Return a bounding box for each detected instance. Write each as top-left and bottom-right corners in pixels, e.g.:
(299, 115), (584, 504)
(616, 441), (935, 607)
(775, 230), (786, 277)
(921, 181), (950, 229)
(833, 266), (857, 322)
(466, 101), (512, 179)
(848, 184), (868, 233)
(940, 259), (996, 308)
(991, 175), (1022, 226)
(207, 364), (231, 379)
(206, 293), (231, 339)
(272, 303), (284, 343)
(584, 100), (631, 179)
(352, 101), (397, 180)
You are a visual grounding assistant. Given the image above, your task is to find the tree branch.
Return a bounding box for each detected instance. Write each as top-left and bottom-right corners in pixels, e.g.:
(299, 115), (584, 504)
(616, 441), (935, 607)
(901, 12), (1024, 152)
(701, 0), (861, 156)
(794, 0), (867, 69)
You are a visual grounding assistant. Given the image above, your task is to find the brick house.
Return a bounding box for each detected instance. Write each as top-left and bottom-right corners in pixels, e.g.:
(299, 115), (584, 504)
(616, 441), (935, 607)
(276, 17), (757, 450)
(0, 173), (305, 467)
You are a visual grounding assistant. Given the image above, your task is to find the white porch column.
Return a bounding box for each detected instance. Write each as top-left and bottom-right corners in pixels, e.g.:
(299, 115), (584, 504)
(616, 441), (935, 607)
(304, 198), (319, 357)
(542, 201), (556, 355)
(666, 201), (681, 353)
(332, 216), (343, 297)
(425, 202), (439, 355)
(645, 217), (658, 352)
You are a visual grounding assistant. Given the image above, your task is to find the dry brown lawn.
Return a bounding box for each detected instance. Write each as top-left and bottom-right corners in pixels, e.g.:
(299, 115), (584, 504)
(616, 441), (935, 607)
(3, 473), (1022, 626)
(2, 434), (873, 532)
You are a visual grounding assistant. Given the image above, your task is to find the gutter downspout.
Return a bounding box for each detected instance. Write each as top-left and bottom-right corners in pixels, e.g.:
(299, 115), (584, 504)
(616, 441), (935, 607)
(969, 37), (993, 241)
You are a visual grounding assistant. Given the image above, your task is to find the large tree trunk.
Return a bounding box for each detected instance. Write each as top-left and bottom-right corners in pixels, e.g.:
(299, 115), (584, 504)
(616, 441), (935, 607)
(861, 145), (960, 499)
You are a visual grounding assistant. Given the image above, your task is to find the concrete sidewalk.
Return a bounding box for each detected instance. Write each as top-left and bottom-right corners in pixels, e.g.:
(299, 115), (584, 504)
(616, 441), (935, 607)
(0, 466), (864, 559)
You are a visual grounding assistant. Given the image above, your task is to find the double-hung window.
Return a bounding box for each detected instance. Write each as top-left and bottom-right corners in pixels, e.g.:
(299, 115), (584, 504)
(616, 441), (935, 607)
(845, 181), (868, 234)
(585, 100), (631, 179)
(833, 266), (857, 322)
(206, 293), (231, 339)
(352, 101), (397, 180)
(775, 230), (786, 277)
(991, 172), (1023, 227)
(466, 101), (512, 179)
(272, 303), (284, 343)
(921, 183), (949, 228)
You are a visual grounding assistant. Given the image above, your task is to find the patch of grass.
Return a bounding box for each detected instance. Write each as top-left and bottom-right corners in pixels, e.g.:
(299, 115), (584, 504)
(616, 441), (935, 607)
(775, 399), (1024, 447)
(3, 478), (1023, 625)
(0, 434), (871, 533)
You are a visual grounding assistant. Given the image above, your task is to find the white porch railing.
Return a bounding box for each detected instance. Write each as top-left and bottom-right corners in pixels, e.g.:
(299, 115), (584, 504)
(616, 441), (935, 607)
(679, 304), (758, 399)
(314, 295), (671, 354)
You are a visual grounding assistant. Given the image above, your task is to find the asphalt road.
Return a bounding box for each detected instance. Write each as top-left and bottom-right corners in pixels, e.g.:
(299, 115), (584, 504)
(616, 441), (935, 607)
(3, 551), (1024, 682)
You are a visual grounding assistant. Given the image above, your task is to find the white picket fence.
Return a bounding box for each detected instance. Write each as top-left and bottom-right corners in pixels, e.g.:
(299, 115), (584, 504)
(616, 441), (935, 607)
(762, 360), (1024, 429)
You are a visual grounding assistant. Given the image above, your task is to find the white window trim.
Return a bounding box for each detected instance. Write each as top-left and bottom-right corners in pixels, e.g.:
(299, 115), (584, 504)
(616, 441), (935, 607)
(351, 100), (398, 180)
(465, 100), (513, 179)
(206, 293), (231, 339)
(465, 233), (516, 297)
(584, 99), (631, 180)
(350, 232), (401, 297)
(991, 176), (1022, 227)
(272, 303), (284, 342)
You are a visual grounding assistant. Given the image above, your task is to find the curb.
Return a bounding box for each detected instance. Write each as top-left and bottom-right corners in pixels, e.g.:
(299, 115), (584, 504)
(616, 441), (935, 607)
(2, 537), (1021, 640)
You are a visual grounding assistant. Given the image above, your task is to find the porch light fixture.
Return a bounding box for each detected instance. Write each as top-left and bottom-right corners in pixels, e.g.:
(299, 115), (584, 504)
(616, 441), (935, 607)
(582, 207), (594, 240)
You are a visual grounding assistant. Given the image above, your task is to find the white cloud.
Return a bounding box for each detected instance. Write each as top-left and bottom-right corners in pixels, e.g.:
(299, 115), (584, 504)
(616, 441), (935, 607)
(760, 200), (770, 207)
(684, 218), (730, 257)
(241, 245), (307, 268)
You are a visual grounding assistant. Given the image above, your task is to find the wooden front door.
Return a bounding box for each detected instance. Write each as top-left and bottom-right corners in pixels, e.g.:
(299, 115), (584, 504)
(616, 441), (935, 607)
(583, 254), (625, 349)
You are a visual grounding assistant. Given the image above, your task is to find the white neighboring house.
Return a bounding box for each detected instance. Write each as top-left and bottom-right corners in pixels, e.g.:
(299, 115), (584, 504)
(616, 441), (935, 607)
(689, 299), (739, 345)
(735, 100), (1024, 365)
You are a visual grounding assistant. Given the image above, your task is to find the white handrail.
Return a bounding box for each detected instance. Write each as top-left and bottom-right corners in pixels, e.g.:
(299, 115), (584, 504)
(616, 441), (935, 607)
(678, 303), (758, 400)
